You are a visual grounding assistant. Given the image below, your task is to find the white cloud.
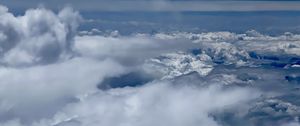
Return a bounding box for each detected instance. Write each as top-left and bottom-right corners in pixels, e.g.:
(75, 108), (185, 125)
(0, 5), (8, 13)
(0, 57), (126, 124)
(0, 5), (81, 66)
(74, 29), (300, 69)
(0, 119), (23, 126)
(280, 122), (300, 126)
(32, 82), (259, 126)
(74, 34), (200, 65)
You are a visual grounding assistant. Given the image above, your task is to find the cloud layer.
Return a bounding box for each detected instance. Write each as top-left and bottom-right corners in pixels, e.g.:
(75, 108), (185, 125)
(0, 4), (299, 126)
(35, 83), (258, 126)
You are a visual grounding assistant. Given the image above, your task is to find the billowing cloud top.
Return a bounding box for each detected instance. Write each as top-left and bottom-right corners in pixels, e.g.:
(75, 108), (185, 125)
(0, 5), (81, 66)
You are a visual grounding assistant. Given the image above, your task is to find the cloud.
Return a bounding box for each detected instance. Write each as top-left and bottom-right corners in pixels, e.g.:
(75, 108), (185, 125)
(0, 5), (81, 66)
(73, 34), (200, 65)
(74, 29), (300, 69)
(0, 57), (126, 124)
(283, 122), (300, 126)
(32, 82), (259, 126)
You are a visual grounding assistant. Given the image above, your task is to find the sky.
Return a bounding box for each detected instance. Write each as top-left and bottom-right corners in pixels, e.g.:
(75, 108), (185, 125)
(2, 0), (300, 12)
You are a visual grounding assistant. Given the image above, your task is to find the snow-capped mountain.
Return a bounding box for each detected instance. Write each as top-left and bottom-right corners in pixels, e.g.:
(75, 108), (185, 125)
(144, 51), (214, 79)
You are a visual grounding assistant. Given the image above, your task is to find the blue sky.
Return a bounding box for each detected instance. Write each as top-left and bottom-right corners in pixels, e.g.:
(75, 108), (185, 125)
(2, 0), (300, 34)
(2, 0), (300, 11)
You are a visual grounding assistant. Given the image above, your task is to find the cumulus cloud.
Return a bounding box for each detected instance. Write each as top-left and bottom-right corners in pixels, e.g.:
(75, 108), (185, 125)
(0, 4), (130, 125)
(0, 4), (81, 66)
